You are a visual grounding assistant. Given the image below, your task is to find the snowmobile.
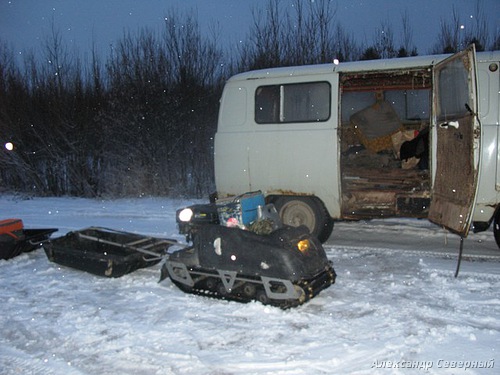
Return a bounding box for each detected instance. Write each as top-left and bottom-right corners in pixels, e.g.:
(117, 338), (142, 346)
(161, 192), (336, 309)
(1, 218), (57, 260)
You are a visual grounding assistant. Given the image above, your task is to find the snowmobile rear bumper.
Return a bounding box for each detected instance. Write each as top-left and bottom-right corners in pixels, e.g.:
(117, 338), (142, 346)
(1, 226), (57, 260)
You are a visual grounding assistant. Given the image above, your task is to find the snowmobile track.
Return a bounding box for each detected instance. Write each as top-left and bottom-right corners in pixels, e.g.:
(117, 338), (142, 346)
(165, 262), (336, 309)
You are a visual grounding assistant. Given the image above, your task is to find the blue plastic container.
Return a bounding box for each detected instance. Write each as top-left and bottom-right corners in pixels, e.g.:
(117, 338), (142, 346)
(217, 191), (265, 227)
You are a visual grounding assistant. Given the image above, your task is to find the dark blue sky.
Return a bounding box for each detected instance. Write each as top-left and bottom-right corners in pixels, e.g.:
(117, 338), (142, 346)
(1, 0), (499, 63)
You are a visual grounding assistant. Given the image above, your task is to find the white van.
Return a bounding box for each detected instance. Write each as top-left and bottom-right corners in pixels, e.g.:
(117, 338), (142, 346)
(214, 46), (500, 245)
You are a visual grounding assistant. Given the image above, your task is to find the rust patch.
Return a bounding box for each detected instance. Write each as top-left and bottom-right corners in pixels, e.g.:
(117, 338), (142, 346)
(266, 190), (314, 197)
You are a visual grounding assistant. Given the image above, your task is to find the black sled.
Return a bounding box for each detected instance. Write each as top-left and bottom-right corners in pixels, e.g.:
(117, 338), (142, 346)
(43, 227), (177, 277)
(161, 198), (336, 309)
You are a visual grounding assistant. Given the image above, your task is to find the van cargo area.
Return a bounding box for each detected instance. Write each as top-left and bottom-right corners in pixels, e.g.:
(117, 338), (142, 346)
(339, 68), (432, 219)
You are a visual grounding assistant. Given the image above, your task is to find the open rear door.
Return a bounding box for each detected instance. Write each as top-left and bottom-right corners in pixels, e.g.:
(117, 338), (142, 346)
(428, 45), (480, 236)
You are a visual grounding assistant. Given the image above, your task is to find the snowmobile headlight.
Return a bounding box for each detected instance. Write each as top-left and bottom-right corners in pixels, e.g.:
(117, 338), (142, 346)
(297, 239), (310, 252)
(178, 208), (194, 222)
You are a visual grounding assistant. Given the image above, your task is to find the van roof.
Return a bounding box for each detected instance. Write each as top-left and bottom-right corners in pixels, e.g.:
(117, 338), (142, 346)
(228, 50), (500, 82)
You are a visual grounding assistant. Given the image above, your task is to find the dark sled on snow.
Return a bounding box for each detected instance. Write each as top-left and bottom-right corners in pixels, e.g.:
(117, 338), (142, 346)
(0, 218), (58, 260)
(43, 227), (177, 277)
(162, 196), (336, 309)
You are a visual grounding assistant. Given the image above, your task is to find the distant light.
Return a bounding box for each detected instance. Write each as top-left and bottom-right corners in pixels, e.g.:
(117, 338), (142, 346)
(5, 142), (14, 151)
(333, 58), (340, 65)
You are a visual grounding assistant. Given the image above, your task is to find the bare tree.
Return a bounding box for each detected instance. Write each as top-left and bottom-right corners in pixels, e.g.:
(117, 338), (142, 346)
(239, 0), (339, 69)
(314, 0), (337, 63)
(286, 0), (337, 65)
(243, 0), (283, 70)
(99, 10), (223, 197)
(42, 17), (73, 97)
(333, 26), (362, 62)
(463, 0), (489, 51)
(163, 11), (223, 89)
(432, 7), (462, 53)
(431, 1), (495, 54)
(492, 30), (500, 50)
(373, 20), (397, 59)
(398, 10), (417, 57)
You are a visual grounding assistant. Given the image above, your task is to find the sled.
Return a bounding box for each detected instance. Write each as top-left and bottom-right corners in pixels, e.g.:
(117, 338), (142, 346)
(43, 227), (177, 277)
(0, 218), (58, 260)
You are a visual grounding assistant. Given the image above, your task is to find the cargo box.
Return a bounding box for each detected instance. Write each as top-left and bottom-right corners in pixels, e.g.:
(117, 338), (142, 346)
(217, 191), (265, 227)
(43, 227), (176, 277)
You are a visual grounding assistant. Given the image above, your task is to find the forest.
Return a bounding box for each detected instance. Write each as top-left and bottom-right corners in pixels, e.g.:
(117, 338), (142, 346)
(1, 0), (499, 198)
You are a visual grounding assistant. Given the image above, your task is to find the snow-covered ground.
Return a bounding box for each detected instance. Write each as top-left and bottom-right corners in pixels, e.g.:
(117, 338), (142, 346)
(1, 194), (499, 374)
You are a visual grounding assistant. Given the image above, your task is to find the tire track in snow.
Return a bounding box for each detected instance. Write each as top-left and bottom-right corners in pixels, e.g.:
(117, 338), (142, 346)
(0, 347), (83, 375)
(326, 244), (500, 262)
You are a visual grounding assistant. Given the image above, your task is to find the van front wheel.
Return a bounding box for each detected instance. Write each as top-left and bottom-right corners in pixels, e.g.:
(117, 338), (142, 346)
(272, 196), (333, 243)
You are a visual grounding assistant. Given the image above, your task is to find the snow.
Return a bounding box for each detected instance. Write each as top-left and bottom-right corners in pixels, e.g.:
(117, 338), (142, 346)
(1, 194), (499, 374)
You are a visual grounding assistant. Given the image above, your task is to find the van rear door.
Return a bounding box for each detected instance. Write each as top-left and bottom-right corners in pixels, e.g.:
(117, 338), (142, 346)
(428, 45), (480, 236)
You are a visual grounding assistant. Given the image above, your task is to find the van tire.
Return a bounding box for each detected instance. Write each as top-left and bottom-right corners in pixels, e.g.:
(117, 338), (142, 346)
(271, 196), (333, 243)
(494, 210), (500, 249)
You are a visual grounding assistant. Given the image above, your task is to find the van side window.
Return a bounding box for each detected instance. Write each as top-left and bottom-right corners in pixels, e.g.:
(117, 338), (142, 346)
(255, 82), (330, 124)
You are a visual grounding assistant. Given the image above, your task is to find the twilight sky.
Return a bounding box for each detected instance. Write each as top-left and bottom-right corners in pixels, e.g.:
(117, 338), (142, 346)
(1, 0), (499, 64)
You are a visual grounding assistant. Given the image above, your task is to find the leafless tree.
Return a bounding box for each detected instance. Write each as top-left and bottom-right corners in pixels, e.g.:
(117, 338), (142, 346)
(239, 0), (339, 69)
(373, 20), (397, 59)
(432, 7), (462, 53)
(398, 10), (417, 57)
(463, 0), (489, 51)
(333, 26), (362, 62)
(286, 0), (337, 65)
(431, 1), (492, 54)
(243, 0), (283, 70)
(492, 30), (500, 50)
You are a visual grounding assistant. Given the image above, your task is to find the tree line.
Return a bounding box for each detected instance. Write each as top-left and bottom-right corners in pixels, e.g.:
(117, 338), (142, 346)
(1, 0), (498, 198)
